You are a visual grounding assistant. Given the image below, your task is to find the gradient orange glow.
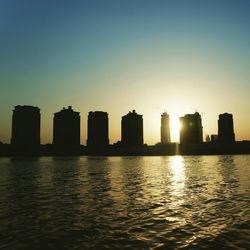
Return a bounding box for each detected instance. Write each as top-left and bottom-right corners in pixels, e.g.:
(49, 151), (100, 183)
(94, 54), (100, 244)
(0, 1), (249, 145)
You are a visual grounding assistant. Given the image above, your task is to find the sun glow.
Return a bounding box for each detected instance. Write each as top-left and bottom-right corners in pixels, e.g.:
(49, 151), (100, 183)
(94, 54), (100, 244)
(170, 115), (181, 142)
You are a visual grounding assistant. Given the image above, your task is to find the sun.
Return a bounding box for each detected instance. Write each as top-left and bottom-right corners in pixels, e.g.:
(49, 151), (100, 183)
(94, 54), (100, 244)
(170, 115), (181, 142)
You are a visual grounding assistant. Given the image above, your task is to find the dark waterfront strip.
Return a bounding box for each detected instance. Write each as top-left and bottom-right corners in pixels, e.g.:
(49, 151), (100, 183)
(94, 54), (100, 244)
(1, 141), (250, 157)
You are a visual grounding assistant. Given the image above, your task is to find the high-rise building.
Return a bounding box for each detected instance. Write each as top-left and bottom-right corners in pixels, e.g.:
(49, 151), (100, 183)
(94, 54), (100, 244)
(121, 110), (143, 147)
(161, 112), (170, 144)
(87, 111), (109, 148)
(11, 105), (40, 148)
(53, 106), (80, 148)
(179, 112), (203, 144)
(218, 113), (235, 143)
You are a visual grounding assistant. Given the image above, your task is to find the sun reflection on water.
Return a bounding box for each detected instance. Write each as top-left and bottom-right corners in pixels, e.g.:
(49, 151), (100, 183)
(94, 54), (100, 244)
(164, 156), (187, 226)
(169, 156), (186, 202)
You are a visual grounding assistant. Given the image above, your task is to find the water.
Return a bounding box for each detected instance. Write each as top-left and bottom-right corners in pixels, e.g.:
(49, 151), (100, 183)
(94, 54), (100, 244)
(0, 155), (249, 249)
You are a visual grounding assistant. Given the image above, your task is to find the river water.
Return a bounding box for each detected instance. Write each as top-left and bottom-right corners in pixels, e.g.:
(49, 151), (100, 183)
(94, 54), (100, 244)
(0, 155), (249, 249)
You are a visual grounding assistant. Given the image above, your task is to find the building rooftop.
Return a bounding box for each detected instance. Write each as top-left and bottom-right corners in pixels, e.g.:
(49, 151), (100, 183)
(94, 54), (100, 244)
(14, 105), (40, 111)
(54, 106), (79, 115)
(122, 110), (142, 118)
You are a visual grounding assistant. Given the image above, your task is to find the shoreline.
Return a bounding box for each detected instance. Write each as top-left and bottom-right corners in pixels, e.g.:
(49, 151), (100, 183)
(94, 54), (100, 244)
(1, 141), (250, 157)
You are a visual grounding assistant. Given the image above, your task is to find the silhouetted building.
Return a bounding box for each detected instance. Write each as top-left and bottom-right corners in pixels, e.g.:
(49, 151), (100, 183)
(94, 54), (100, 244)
(53, 106), (80, 149)
(180, 112), (203, 144)
(11, 105), (40, 149)
(218, 113), (235, 143)
(121, 110), (143, 147)
(211, 134), (218, 142)
(161, 112), (170, 144)
(87, 111), (109, 148)
(205, 135), (211, 142)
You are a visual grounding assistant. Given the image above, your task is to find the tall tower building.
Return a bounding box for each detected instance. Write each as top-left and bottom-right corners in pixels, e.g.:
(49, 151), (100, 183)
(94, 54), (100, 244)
(180, 112), (203, 144)
(53, 106), (80, 148)
(218, 113), (235, 143)
(161, 112), (170, 144)
(121, 110), (143, 147)
(87, 111), (109, 148)
(11, 105), (40, 148)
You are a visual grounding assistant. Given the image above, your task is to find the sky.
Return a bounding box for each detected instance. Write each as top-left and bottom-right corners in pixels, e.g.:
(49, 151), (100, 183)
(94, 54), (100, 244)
(0, 0), (249, 145)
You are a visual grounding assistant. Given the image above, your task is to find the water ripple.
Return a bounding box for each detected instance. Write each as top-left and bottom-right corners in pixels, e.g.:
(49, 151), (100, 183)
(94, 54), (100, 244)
(0, 155), (249, 249)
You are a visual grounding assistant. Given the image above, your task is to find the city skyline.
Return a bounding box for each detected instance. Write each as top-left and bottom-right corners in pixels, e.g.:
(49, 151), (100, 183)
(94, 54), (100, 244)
(2, 105), (246, 146)
(0, 1), (249, 144)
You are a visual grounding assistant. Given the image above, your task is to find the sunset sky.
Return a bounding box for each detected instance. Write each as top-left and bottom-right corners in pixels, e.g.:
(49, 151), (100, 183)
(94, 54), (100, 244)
(0, 0), (249, 144)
